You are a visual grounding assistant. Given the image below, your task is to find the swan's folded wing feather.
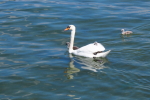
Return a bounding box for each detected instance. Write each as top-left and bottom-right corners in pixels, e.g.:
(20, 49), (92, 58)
(76, 42), (105, 54)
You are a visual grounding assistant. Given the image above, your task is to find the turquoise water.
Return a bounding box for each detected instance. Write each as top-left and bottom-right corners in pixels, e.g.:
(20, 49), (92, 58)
(0, 0), (150, 100)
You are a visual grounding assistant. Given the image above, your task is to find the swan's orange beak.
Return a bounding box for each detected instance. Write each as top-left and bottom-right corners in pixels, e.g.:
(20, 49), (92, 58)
(64, 27), (70, 31)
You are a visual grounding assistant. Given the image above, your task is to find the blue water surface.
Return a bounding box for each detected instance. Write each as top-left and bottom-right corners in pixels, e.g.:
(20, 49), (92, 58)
(0, 0), (150, 100)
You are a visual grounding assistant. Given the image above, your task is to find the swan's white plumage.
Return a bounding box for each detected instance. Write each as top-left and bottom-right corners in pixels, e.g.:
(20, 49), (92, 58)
(73, 42), (105, 57)
(76, 42), (105, 52)
(64, 25), (111, 58)
(73, 49), (111, 58)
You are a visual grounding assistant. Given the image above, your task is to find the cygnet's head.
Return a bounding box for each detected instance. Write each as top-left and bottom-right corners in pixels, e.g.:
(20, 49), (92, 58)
(121, 29), (125, 32)
(64, 25), (76, 31)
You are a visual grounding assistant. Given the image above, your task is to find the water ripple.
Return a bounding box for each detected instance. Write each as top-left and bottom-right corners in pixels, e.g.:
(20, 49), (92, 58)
(0, 0), (150, 100)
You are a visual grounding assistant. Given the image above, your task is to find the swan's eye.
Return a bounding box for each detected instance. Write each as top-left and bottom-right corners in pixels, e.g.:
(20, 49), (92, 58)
(67, 26), (70, 28)
(64, 26), (70, 31)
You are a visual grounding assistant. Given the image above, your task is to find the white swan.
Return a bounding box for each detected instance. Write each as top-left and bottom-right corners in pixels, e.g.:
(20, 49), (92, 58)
(64, 25), (111, 58)
(121, 29), (133, 35)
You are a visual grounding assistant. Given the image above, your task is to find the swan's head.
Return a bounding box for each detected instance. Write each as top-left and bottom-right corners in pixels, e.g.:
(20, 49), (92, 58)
(64, 25), (76, 31)
(121, 29), (125, 32)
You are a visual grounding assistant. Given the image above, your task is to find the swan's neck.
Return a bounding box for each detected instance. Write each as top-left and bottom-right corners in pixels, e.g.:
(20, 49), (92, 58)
(122, 29), (125, 34)
(69, 30), (75, 53)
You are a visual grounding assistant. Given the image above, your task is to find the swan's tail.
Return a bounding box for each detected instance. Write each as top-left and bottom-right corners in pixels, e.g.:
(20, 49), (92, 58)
(94, 50), (111, 58)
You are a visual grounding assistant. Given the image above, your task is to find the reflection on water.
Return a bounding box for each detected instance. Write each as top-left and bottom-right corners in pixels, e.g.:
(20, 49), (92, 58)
(74, 56), (108, 72)
(64, 59), (80, 79)
(65, 54), (108, 79)
(64, 54), (80, 79)
(121, 34), (132, 42)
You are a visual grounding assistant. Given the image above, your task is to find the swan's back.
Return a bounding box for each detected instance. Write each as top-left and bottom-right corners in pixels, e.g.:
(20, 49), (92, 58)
(78, 42), (105, 52)
(73, 42), (105, 57)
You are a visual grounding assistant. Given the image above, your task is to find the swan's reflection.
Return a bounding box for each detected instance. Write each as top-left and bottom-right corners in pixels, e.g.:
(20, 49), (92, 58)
(74, 55), (108, 72)
(64, 59), (80, 79)
(65, 54), (108, 79)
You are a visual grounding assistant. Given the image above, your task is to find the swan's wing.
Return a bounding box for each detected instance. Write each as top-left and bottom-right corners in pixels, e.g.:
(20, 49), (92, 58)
(72, 42), (110, 58)
(76, 42), (105, 54)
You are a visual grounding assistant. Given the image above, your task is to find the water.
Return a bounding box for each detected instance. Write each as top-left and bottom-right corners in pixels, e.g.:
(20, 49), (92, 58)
(0, 0), (150, 100)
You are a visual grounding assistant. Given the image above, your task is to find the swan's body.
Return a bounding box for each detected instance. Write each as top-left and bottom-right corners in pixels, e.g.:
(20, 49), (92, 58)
(121, 29), (133, 35)
(64, 25), (111, 58)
